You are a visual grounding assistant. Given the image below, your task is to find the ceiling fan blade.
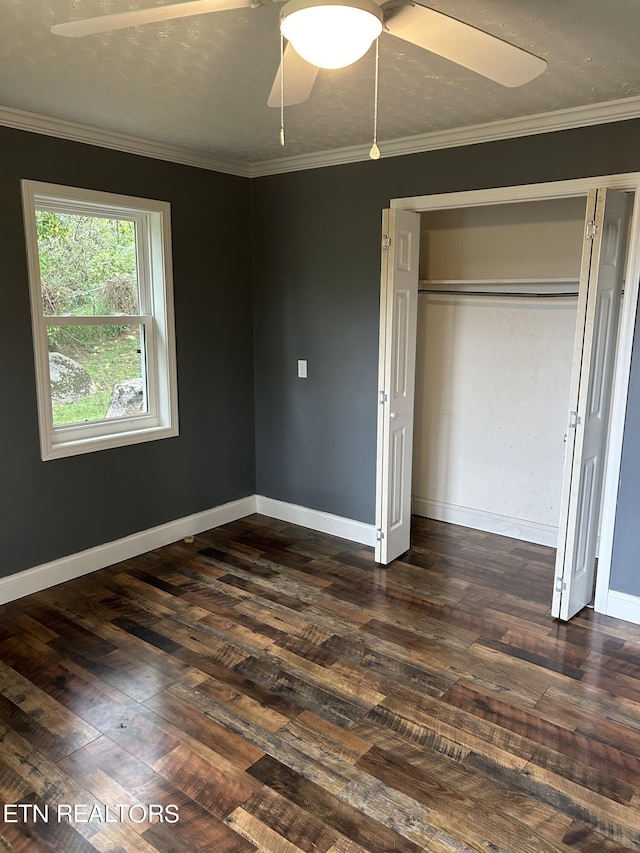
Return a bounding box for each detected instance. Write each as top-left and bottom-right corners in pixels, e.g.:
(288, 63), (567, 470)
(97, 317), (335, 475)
(51, 0), (252, 38)
(385, 4), (547, 87)
(267, 43), (320, 108)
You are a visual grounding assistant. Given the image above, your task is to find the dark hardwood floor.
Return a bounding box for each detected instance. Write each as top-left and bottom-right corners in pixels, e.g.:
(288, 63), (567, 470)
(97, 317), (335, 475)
(2, 513), (640, 852)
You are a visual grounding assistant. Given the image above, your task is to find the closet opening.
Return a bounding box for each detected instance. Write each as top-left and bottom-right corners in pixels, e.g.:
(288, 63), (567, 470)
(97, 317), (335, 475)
(413, 197), (587, 549)
(376, 177), (640, 622)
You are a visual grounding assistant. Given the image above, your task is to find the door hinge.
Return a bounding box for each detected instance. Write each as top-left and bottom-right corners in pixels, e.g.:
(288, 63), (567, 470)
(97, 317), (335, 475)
(382, 234), (391, 251)
(376, 528), (385, 541)
(379, 390), (388, 404)
(555, 577), (567, 593)
(586, 220), (598, 240)
(569, 410), (581, 429)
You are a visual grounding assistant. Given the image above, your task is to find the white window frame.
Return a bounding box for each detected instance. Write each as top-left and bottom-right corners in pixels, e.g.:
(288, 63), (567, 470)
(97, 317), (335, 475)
(22, 180), (179, 460)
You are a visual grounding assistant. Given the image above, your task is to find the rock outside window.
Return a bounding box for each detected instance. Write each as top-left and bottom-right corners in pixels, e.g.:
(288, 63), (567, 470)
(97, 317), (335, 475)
(21, 181), (179, 460)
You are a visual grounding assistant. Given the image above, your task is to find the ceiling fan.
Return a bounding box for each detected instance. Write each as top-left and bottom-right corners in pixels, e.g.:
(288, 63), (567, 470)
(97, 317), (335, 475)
(51, 0), (547, 109)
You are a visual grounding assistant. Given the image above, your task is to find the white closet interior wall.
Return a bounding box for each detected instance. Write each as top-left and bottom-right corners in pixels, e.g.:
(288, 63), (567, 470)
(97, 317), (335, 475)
(413, 197), (588, 545)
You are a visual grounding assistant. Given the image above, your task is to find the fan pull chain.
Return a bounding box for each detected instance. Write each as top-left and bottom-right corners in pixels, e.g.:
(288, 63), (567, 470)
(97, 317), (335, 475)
(280, 32), (285, 147)
(369, 37), (380, 160)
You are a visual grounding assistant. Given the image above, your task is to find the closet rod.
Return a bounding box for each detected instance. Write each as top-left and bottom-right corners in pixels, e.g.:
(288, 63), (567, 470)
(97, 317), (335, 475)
(418, 289), (578, 298)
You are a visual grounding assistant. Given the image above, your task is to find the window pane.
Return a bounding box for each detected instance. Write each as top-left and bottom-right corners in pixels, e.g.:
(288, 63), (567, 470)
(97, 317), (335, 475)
(35, 211), (139, 316)
(48, 324), (147, 426)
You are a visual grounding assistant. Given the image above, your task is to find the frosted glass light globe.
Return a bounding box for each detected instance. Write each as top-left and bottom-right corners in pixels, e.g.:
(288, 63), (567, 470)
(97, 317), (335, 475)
(280, 0), (383, 70)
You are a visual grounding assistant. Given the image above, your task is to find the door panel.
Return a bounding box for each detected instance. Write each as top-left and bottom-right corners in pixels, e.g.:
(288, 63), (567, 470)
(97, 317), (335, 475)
(553, 188), (632, 620)
(391, 426), (405, 527)
(587, 291), (611, 417)
(375, 209), (420, 564)
(393, 290), (410, 395)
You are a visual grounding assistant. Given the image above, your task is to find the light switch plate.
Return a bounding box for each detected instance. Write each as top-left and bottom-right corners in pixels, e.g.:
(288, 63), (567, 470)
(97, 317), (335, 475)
(297, 359), (308, 378)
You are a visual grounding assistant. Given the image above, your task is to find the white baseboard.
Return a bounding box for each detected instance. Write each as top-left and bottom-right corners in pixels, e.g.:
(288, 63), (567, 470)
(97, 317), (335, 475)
(599, 589), (640, 625)
(1, 492), (562, 606)
(256, 495), (376, 547)
(0, 495), (257, 606)
(412, 496), (558, 547)
(0, 495), (376, 605)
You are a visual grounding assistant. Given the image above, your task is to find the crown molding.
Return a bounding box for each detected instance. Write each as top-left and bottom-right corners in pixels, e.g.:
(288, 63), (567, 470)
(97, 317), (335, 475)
(2, 95), (640, 180)
(0, 105), (251, 177)
(248, 94), (640, 176)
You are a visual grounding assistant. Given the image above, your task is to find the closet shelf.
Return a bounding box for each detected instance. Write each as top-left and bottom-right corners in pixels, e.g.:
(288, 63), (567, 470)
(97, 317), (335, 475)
(419, 277), (580, 287)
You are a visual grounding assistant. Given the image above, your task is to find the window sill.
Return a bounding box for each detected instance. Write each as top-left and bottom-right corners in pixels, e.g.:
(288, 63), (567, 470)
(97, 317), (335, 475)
(42, 423), (179, 461)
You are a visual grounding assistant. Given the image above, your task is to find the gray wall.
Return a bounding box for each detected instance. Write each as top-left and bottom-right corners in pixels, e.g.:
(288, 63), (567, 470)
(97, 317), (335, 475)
(5, 117), (640, 592)
(0, 126), (255, 578)
(251, 120), (640, 530)
(610, 301), (640, 595)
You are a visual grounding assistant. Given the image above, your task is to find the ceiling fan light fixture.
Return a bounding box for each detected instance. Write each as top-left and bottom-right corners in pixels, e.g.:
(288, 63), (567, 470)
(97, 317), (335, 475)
(280, 0), (383, 70)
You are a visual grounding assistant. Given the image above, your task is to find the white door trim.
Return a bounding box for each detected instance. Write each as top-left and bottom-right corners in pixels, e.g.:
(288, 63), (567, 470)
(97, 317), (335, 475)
(389, 172), (640, 618)
(391, 172), (640, 212)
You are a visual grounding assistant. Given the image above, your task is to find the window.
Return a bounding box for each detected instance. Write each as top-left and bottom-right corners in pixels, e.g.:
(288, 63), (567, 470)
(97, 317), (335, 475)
(22, 181), (178, 460)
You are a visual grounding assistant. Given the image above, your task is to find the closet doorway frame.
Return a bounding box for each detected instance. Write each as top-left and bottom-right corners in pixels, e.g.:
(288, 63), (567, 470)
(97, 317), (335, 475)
(381, 171), (640, 623)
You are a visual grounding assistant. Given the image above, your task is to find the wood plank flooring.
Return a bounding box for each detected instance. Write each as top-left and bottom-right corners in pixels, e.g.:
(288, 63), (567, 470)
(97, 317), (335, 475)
(2, 513), (640, 852)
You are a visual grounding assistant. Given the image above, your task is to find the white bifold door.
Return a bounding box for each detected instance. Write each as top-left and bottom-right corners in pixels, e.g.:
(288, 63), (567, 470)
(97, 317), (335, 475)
(375, 209), (420, 564)
(553, 188), (632, 620)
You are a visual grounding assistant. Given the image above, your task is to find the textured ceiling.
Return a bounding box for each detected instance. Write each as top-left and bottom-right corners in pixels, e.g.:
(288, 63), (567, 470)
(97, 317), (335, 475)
(1, 0), (640, 168)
